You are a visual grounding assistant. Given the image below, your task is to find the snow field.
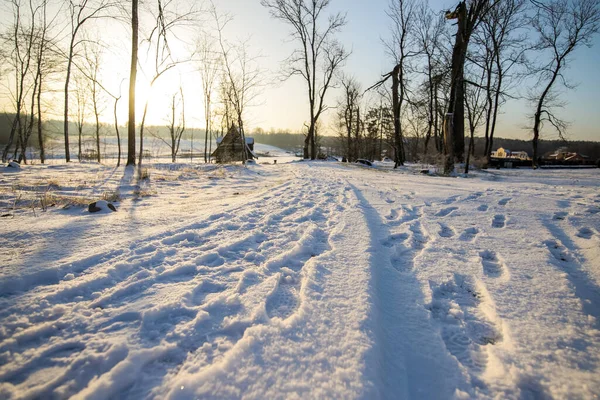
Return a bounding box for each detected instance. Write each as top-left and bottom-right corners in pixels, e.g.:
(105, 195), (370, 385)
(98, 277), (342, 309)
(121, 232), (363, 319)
(0, 161), (599, 399)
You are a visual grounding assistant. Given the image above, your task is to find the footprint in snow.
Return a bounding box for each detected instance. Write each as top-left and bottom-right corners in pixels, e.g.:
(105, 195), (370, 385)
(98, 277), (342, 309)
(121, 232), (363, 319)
(380, 232), (409, 248)
(479, 250), (508, 279)
(587, 207), (600, 215)
(492, 215), (506, 228)
(386, 208), (399, 221)
(436, 207), (458, 217)
(443, 195), (460, 205)
(266, 275), (300, 320)
(498, 198), (512, 206)
(438, 223), (455, 238)
(477, 204), (489, 212)
(459, 227), (479, 242)
(553, 211), (568, 220)
(465, 192), (484, 201)
(428, 275), (503, 374)
(544, 240), (574, 263)
(576, 227), (594, 240)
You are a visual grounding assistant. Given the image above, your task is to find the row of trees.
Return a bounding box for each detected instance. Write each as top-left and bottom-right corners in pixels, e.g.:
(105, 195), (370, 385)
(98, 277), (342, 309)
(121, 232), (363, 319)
(322, 0), (599, 171)
(1, 0), (599, 171)
(1, 0), (263, 166)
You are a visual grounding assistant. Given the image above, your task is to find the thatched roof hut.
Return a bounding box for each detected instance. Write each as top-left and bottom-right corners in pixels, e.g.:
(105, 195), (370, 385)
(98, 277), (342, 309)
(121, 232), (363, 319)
(211, 125), (256, 163)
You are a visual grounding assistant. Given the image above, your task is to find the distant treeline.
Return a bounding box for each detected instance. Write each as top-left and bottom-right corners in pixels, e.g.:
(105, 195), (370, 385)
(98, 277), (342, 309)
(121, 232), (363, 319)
(0, 113), (205, 146)
(2, 113), (598, 161)
(251, 130), (600, 161)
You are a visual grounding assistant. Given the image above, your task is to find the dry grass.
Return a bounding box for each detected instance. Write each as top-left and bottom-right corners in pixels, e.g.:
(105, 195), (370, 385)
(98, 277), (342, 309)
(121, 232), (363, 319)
(470, 156), (489, 170)
(138, 168), (151, 181)
(133, 186), (156, 199)
(102, 190), (122, 202)
(46, 178), (61, 188)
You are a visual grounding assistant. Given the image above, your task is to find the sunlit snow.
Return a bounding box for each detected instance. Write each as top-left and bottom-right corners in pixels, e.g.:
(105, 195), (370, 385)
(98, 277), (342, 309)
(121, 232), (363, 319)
(1, 155), (599, 399)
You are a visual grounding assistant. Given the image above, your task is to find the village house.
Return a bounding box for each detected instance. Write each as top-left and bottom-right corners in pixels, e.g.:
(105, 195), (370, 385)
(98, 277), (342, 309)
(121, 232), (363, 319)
(546, 147), (590, 162)
(491, 147), (530, 160)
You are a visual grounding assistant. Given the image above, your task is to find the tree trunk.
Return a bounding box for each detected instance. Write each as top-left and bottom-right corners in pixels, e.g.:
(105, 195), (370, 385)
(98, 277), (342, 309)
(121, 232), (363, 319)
(304, 124), (311, 159)
(444, 112), (454, 173)
(487, 69), (503, 163)
(37, 76), (44, 163)
(78, 124), (82, 162)
(95, 99), (101, 163)
(127, 0), (138, 166)
(114, 97), (121, 167)
(391, 65), (403, 168)
(465, 125), (475, 174)
(204, 94), (209, 163)
(63, 36), (77, 163)
(532, 111), (541, 169)
(447, 2), (467, 163)
(139, 101), (149, 165)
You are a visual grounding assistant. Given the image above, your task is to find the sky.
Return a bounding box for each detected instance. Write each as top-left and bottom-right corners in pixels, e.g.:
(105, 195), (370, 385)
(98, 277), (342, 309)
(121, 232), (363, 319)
(1, 0), (599, 142)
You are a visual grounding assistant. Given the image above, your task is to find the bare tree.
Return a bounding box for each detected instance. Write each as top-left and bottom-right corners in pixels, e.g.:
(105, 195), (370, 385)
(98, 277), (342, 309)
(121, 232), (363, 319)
(368, 0), (418, 167)
(73, 71), (89, 161)
(337, 75), (361, 162)
(464, 63), (488, 173)
(212, 5), (262, 164)
(1, 0), (62, 163)
(444, 0), (496, 172)
(262, 0), (348, 160)
(2, 0), (38, 163)
(414, 2), (447, 156)
(137, 0), (195, 166)
(80, 40), (104, 162)
(127, 0), (138, 166)
(479, 0), (528, 159)
(34, 0), (62, 164)
(63, 0), (114, 163)
(152, 87), (185, 162)
(529, 0), (600, 167)
(196, 32), (219, 163)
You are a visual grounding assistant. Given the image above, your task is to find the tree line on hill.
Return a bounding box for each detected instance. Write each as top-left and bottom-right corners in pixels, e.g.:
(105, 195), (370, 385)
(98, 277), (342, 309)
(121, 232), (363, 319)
(250, 129), (600, 162)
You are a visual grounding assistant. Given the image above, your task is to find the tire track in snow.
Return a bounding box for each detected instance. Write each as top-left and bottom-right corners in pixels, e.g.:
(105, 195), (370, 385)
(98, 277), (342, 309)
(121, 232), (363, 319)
(542, 219), (600, 329)
(349, 183), (466, 398)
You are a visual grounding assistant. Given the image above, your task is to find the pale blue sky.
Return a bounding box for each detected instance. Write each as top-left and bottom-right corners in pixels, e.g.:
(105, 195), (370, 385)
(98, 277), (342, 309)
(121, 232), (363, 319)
(218, 0), (600, 141)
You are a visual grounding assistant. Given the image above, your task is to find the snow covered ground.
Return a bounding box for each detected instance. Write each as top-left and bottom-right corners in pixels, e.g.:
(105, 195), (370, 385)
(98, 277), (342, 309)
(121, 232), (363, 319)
(0, 158), (599, 399)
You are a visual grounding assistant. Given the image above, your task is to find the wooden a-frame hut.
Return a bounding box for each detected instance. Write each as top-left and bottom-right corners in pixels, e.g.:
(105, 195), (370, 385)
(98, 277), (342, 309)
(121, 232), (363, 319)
(211, 124), (256, 163)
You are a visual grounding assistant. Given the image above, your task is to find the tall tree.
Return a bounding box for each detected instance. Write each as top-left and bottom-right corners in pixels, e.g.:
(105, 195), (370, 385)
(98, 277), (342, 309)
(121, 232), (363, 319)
(464, 63), (488, 173)
(137, 0), (195, 166)
(81, 40), (103, 162)
(337, 75), (362, 162)
(127, 0), (138, 166)
(529, 0), (600, 167)
(2, 0), (38, 163)
(73, 71), (89, 161)
(152, 87), (185, 162)
(414, 2), (447, 156)
(480, 0), (528, 159)
(212, 5), (262, 164)
(262, 0), (348, 160)
(368, 0), (418, 167)
(444, 0), (495, 172)
(63, 0), (113, 163)
(196, 32), (219, 163)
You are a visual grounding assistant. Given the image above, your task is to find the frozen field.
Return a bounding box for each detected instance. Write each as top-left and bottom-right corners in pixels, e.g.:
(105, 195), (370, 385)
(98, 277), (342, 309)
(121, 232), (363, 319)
(0, 159), (599, 399)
